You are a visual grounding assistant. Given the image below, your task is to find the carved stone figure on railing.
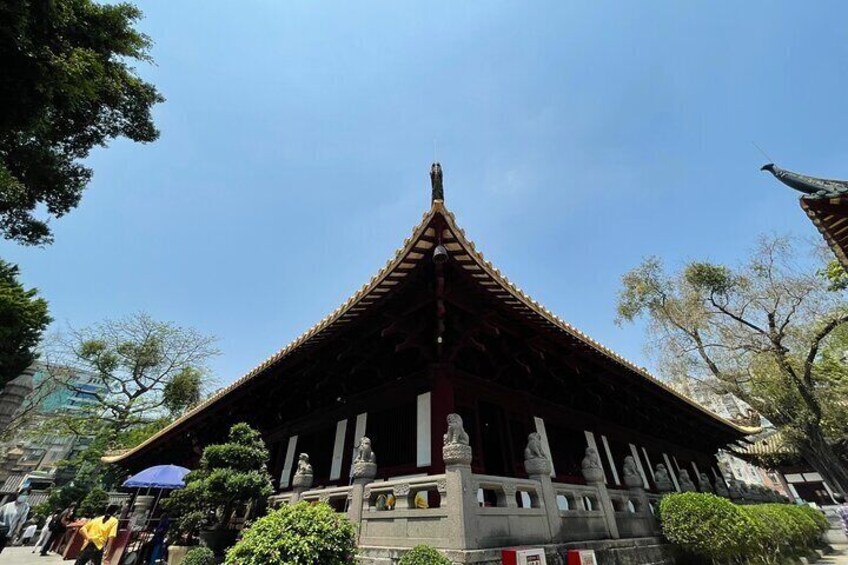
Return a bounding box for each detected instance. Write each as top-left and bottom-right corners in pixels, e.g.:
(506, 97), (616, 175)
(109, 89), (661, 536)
(523, 432), (552, 476)
(714, 477), (729, 498)
(622, 456), (643, 489)
(737, 481), (751, 503)
(698, 472), (713, 493)
(678, 469), (697, 492)
(442, 413), (472, 466)
(352, 436), (378, 480)
(292, 453), (314, 489)
(727, 477), (742, 501)
(581, 447), (604, 483)
(654, 463), (674, 493)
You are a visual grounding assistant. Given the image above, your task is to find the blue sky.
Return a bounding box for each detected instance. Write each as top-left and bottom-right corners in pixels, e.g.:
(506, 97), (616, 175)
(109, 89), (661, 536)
(4, 1), (848, 386)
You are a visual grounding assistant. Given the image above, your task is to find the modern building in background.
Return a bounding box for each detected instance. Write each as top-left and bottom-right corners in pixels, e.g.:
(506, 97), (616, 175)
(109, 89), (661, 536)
(0, 362), (106, 502)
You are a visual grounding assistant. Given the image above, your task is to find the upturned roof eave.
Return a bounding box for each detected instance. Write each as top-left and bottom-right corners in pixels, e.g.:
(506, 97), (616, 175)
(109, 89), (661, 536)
(105, 200), (751, 465)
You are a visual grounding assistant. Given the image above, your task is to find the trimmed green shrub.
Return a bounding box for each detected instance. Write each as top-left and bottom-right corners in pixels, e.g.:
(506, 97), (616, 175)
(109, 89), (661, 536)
(796, 504), (829, 536)
(659, 492), (763, 562)
(184, 546), (215, 565)
(660, 493), (829, 564)
(164, 422), (273, 539)
(399, 544), (452, 565)
(224, 502), (356, 565)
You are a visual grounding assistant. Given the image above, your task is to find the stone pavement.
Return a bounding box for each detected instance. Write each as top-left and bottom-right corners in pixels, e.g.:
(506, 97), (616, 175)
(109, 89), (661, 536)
(821, 545), (848, 564)
(0, 547), (64, 564)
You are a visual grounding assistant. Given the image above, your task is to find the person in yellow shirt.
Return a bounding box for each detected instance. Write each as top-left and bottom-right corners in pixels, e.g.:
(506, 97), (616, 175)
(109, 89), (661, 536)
(74, 505), (120, 565)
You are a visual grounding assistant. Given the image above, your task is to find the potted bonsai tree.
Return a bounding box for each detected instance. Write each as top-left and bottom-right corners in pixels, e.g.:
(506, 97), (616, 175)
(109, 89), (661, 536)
(164, 423), (273, 558)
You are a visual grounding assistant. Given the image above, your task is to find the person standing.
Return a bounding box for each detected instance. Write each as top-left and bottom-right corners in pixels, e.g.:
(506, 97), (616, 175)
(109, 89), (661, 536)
(40, 503), (76, 556)
(33, 513), (54, 553)
(74, 505), (119, 565)
(20, 520), (38, 545)
(0, 492), (31, 554)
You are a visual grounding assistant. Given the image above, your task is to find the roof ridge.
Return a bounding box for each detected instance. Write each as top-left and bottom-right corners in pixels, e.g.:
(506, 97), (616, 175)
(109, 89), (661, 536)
(105, 200), (751, 464)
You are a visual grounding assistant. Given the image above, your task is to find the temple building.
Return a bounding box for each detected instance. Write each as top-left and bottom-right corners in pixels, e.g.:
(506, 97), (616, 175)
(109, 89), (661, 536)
(107, 165), (759, 562)
(762, 163), (848, 268)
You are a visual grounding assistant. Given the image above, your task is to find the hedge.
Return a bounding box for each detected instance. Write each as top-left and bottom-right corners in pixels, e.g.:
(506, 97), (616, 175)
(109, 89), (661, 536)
(399, 544), (452, 565)
(224, 502), (356, 565)
(183, 547), (215, 565)
(659, 492), (828, 564)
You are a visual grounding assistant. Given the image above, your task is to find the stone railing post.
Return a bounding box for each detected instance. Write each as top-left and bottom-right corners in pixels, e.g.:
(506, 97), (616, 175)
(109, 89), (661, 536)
(291, 452), (314, 503)
(582, 447), (619, 539)
(727, 478), (742, 504)
(524, 433), (560, 541)
(623, 456), (655, 533)
(347, 437), (378, 532)
(678, 470), (697, 493)
(443, 414), (478, 550)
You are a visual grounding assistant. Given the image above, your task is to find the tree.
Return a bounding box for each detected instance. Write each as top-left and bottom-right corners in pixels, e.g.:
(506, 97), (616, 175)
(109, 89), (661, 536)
(0, 259), (50, 389)
(47, 312), (217, 446)
(617, 236), (848, 493)
(164, 423), (273, 542)
(0, 0), (164, 245)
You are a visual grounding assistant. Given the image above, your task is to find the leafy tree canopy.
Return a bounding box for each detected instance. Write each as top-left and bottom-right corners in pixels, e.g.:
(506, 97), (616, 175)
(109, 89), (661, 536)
(0, 0), (164, 245)
(617, 236), (848, 492)
(46, 312), (217, 445)
(0, 258), (50, 387)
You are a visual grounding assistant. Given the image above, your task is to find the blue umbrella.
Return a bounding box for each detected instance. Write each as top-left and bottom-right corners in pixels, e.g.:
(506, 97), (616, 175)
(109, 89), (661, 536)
(122, 465), (190, 490)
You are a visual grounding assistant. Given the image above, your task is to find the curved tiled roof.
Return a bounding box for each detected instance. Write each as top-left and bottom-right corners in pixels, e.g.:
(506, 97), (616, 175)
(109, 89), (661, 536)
(104, 200), (752, 464)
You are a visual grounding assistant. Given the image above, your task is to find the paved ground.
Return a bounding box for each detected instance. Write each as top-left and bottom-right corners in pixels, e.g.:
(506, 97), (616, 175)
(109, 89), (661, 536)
(0, 545), (846, 564)
(0, 547), (64, 564)
(821, 546), (848, 564)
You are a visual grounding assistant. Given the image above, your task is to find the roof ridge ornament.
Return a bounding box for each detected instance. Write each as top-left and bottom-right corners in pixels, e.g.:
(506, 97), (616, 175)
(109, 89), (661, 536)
(430, 162), (444, 202)
(761, 163), (848, 199)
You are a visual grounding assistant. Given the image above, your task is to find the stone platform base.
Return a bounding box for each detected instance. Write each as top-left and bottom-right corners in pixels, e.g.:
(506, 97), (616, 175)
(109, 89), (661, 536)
(358, 537), (676, 565)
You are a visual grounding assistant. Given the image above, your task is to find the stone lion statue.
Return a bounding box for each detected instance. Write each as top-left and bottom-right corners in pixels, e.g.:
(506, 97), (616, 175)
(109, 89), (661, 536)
(524, 432), (546, 460)
(698, 472), (713, 492)
(623, 456), (639, 478)
(582, 447), (601, 470)
(296, 453), (312, 475)
(443, 413), (469, 446)
(679, 469), (696, 492)
(355, 436), (376, 464)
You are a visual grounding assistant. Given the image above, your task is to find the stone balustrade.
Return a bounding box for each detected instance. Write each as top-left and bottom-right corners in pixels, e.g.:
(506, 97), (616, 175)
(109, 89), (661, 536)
(551, 482), (612, 541)
(266, 417), (697, 553)
(472, 474), (552, 548)
(358, 474), (451, 548)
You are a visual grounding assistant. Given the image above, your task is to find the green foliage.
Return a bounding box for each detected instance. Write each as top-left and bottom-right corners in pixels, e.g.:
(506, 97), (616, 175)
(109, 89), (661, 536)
(659, 492), (762, 562)
(45, 483), (86, 514)
(32, 502), (52, 524)
(683, 262), (735, 295)
(0, 259), (50, 388)
(821, 259), (848, 291)
(77, 487), (109, 518)
(617, 237), (848, 491)
(659, 493), (827, 564)
(0, 0), (164, 245)
(399, 544), (452, 565)
(183, 546), (216, 565)
(163, 368), (203, 416)
(224, 502), (356, 565)
(48, 312), (217, 447)
(163, 423), (273, 537)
